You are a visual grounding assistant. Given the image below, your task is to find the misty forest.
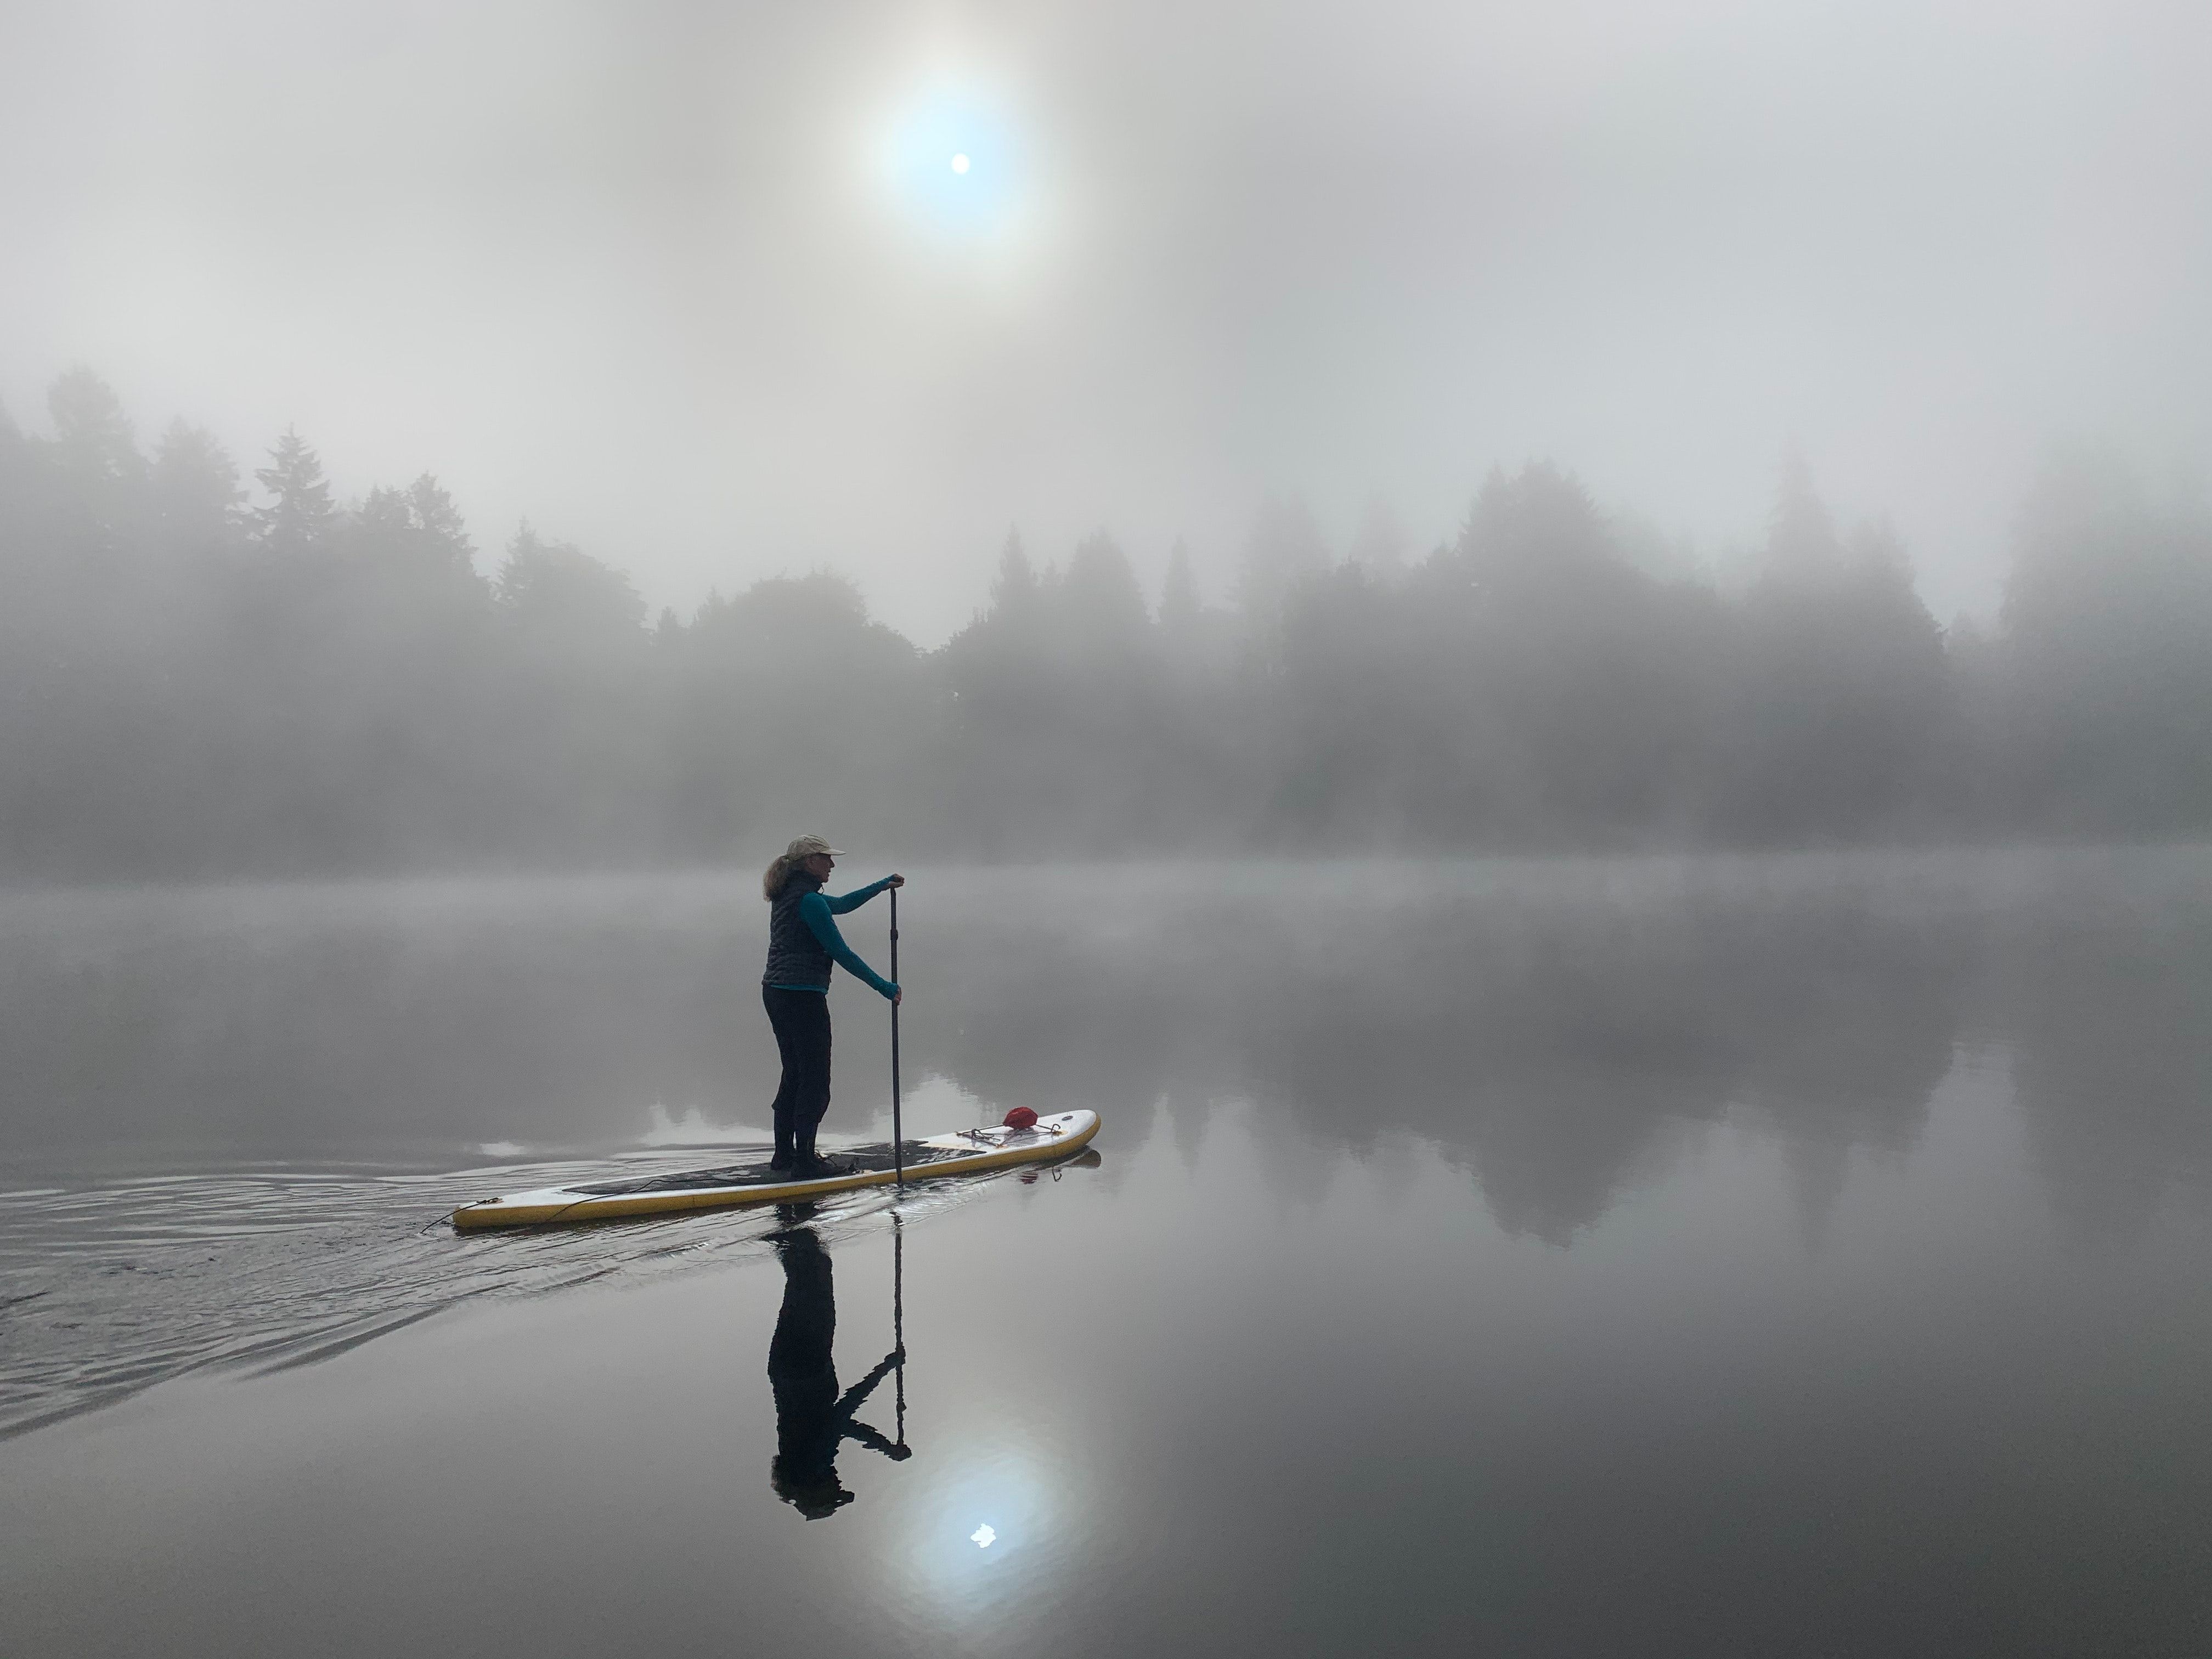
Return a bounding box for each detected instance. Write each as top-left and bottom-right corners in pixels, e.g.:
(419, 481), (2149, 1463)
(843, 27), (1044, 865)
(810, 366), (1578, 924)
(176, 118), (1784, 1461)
(4, 367), (2209, 879)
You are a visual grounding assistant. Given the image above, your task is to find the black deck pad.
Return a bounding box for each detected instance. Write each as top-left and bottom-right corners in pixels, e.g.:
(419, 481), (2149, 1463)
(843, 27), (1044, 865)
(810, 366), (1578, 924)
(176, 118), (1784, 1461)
(569, 1139), (980, 1198)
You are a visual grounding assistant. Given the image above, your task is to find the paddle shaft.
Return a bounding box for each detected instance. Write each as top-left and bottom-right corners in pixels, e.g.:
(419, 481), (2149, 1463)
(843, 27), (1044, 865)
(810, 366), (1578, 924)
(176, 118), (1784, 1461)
(890, 886), (902, 1186)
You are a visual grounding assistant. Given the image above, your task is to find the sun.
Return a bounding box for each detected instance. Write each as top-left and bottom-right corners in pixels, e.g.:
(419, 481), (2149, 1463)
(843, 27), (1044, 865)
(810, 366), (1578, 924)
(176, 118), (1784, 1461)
(878, 85), (1022, 241)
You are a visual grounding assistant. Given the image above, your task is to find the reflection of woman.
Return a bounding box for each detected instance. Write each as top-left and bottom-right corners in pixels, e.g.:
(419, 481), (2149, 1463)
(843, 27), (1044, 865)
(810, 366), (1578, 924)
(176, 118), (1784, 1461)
(766, 1220), (909, 1519)
(759, 836), (903, 1178)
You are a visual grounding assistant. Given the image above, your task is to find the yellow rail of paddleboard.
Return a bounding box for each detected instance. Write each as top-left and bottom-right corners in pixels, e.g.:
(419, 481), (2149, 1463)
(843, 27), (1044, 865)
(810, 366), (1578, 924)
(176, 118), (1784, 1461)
(450, 1112), (1099, 1231)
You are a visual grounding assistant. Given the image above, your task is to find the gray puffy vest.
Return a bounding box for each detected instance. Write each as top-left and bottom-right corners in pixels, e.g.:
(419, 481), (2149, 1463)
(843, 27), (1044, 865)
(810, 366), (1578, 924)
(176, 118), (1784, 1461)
(763, 873), (832, 989)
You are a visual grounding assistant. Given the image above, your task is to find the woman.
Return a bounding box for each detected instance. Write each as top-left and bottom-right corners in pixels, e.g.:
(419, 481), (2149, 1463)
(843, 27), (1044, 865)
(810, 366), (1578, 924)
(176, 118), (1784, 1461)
(760, 834), (902, 1178)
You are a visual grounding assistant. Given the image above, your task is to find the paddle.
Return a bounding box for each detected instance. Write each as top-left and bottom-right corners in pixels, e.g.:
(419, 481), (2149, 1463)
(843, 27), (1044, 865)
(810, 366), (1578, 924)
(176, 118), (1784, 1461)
(890, 884), (906, 1438)
(893, 1209), (906, 1451)
(890, 884), (903, 1187)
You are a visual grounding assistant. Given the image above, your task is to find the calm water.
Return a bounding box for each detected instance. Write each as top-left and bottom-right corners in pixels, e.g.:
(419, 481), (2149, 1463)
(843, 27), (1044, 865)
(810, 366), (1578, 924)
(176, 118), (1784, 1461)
(3, 852), (2210, 1655)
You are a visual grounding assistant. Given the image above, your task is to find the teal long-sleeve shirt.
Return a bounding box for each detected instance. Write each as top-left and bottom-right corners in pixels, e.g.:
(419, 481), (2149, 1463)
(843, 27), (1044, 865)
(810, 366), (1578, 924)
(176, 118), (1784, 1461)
(771, 877), (899, 998)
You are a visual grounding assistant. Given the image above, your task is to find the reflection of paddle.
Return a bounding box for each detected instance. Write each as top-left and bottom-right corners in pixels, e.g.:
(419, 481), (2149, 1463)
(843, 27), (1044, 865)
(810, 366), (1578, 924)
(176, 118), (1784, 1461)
(893, 1211), (906, 1452)
(845, 1216), (910, 1461)
(890, 887), (903, 1188)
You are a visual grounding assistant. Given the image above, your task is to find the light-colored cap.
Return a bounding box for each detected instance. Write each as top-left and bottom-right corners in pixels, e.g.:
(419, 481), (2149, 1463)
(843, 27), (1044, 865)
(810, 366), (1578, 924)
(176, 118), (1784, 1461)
(785, 834), (845, 860)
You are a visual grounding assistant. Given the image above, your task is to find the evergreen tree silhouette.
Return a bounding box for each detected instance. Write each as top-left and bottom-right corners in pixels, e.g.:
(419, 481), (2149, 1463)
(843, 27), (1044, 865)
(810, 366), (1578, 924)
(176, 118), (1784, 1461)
(1347, 494), (1409, 579)
(2001, 451), (2212, 833)
(1235, 494), (1328, 648)
(151, 421), (244, 548)
(495, 521), (645, 636)
(47, 368), (145, 494)
(1060, 531), (1149, 648)
(988, 528), (1039, 619)
(1727, 462), (1950, 840)
(1159, 538), (1203, 637)
(251, 427), (336, 555)
(405, 475), (475, 572)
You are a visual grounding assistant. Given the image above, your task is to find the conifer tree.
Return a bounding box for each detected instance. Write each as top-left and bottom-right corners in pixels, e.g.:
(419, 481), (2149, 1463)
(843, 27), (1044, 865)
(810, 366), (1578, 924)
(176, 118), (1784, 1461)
(47, 368), (144, 494)
(358, 483), (413, 539)
(1761, 453), (1844, 584)
(43, 370), (146, 549)
(251, 427), (336, 554)
(1235, 493), (1328, 635)
(1159, 538), (1203, 636)
(2001, 452), (2212, 832)
(1731, 464), (1949, 838)
(150, 421), (244, 546)
(496, 521), (645, 636)
(988, 527), (1039, 618)
(404, 474), (474, 570)
(1347, 495), (1409, 579)
(1062, 531), (1149, 646)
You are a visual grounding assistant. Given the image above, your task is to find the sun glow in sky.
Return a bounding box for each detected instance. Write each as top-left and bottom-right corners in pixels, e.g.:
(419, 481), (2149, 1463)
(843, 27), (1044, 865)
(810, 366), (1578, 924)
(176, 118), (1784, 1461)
(881, 82), (1023, 241)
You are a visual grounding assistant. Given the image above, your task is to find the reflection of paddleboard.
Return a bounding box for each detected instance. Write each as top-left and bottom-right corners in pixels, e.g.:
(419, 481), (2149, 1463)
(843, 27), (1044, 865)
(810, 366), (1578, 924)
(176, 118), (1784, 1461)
(451, 1110), (1099, 1231)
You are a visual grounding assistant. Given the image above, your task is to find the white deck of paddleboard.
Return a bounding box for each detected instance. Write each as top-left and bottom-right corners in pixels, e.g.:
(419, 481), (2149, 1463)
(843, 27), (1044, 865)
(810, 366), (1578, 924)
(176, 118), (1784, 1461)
(452, 1110), (1097, 1227)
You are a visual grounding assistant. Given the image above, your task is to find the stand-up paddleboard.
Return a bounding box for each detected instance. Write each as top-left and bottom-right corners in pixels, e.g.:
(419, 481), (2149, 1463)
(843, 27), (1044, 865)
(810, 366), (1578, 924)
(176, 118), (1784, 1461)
(450, 1110), (1099, 1231)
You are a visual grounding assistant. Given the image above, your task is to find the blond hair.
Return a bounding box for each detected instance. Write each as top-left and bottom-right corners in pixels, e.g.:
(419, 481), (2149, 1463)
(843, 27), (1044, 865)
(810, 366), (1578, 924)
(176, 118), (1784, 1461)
(761, 834), (839, 901)
(761, 851), (803, 902)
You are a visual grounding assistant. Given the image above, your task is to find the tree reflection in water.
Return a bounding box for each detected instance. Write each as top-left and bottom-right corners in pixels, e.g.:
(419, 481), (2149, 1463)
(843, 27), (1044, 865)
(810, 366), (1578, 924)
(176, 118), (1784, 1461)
(4, 854), (2208, 1246)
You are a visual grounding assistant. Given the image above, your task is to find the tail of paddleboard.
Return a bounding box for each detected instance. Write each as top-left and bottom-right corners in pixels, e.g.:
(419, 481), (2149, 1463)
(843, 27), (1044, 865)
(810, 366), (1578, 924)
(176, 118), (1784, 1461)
(451, 1109), (1099, 1231)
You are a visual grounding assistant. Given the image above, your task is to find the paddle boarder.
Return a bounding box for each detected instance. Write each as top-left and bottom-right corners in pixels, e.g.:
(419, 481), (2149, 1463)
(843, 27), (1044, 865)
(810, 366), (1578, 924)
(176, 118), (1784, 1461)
(760, 836), (902, 1178)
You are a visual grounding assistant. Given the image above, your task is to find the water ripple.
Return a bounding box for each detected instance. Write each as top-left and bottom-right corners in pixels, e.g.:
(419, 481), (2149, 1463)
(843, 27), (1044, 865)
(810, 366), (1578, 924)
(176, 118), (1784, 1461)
(0, 1150), (1002, 1438)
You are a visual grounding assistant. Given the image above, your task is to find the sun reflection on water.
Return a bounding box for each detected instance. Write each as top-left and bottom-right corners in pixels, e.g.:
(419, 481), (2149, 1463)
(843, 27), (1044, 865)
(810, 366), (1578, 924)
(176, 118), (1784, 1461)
(894, 1438), (1071, 1610)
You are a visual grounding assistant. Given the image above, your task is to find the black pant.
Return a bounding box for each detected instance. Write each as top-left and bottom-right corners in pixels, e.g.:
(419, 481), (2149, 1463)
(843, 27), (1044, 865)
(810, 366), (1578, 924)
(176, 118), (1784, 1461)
(763, 985), (832, 1161)
(767, 1226), (844, 1509)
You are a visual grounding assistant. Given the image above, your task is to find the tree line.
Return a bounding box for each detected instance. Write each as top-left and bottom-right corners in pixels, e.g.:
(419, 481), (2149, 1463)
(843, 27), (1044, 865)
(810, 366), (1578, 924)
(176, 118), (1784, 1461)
(2, 369), (2207, 878)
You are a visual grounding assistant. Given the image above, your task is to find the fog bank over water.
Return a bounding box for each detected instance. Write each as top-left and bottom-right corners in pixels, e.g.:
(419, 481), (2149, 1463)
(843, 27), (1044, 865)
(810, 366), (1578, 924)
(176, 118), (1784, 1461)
(5, 381), (2210, 879)
(7, 851), (2208, 1240)
(4, 848), (2210, 1504)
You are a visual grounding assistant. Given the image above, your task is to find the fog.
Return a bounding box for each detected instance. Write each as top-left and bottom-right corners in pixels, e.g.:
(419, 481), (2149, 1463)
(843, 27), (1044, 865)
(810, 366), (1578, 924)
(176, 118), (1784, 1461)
(13, 17), (2212, 1647)
(5, 0), (2211, 648)
(5, 373), (2211, 876)
(9, 850), (2210, 1441)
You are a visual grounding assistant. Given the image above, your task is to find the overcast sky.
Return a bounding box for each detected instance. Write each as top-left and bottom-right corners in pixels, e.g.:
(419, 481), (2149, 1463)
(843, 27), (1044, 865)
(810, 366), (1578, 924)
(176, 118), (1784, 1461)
(4, 0), (2208, 642)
